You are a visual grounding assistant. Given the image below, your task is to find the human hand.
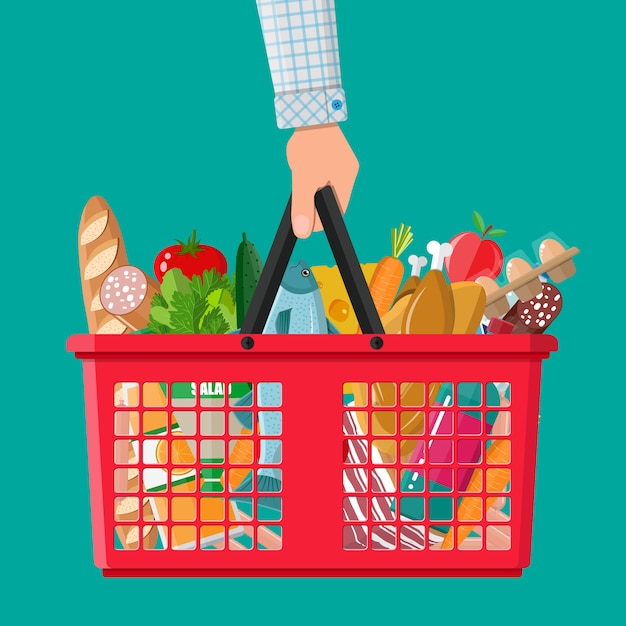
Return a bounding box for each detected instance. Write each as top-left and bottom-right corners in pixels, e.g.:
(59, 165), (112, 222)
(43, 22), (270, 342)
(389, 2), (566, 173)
(286, 122), (359, 238)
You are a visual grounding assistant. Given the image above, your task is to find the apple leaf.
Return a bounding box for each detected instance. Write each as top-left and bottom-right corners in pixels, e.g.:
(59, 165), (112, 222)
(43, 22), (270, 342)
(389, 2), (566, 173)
(472, 211), (485, 234)
(489, 229), (507, 237)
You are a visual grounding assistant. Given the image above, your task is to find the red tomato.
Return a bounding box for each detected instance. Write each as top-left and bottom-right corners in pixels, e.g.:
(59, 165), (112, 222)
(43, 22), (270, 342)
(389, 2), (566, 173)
(154, 230), (228, 282)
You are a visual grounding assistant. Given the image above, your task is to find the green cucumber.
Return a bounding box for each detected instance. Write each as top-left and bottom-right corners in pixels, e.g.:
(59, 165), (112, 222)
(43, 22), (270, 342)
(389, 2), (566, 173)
(235, 232), (263, 327)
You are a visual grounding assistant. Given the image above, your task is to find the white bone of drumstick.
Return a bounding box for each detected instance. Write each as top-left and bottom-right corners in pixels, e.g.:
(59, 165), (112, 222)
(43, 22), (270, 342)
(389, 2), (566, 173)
(426, 240), (453, 272)
(408, 254), (428, 278)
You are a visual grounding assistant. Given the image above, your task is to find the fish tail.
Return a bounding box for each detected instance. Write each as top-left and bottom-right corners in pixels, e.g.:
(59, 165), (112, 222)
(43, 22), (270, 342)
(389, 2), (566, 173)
(232, 390), (254, 430)
(257, 471), (282, 496)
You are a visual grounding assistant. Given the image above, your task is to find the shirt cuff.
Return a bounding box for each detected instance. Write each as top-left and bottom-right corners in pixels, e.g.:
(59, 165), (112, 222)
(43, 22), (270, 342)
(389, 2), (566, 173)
(274, 88), (348, 129)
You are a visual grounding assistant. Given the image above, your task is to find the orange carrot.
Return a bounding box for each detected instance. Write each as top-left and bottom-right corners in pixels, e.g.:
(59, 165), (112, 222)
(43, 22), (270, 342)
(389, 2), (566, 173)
(368, 224), (413, 319)
(441, 438), (511, 549)
(356, 225), (412, 334)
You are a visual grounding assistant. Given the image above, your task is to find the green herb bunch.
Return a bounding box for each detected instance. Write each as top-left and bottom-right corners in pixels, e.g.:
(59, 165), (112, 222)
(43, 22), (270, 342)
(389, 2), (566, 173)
(147, 267), (237, 334)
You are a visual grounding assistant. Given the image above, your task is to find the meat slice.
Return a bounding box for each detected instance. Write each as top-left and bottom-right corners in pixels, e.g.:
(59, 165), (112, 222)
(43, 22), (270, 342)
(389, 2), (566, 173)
(100, 265), (159, 331)
(503, 283), (563, 334)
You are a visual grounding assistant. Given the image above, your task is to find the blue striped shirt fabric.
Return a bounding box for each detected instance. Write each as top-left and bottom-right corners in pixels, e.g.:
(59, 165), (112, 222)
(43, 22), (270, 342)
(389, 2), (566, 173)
(256, 0), (348, 129)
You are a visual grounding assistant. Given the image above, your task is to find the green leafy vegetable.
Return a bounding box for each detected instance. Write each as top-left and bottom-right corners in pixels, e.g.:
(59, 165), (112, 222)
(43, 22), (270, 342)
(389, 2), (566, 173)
(201, 308), (230, 334)
(160, 267), (191, 302)
(146, 315), (170, 334)
(147, 304), (171, 330)
(147, 267), (237, 334)
(168, 291), (204, 333)
(214, 288), (237, 331)
(151, 292), (168, 308)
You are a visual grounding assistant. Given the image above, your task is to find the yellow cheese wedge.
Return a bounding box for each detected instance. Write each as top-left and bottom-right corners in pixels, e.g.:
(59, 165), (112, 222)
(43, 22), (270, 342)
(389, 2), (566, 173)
(450, 282), (487, 334)
(311, 263), (378, 334)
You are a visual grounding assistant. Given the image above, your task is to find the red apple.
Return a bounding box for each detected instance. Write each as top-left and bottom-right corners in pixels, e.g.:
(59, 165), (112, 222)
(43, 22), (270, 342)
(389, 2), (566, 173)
(444, 212), (506, 282)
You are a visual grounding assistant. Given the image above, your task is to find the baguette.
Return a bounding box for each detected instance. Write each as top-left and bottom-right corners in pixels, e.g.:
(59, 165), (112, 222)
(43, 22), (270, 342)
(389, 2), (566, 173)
(78, 196), (130, 333)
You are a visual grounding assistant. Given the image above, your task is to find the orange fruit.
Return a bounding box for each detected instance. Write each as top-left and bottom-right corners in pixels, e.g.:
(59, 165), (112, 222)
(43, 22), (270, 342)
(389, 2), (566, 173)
(155, 439), (168, 465)
(155, 439), (195, 475)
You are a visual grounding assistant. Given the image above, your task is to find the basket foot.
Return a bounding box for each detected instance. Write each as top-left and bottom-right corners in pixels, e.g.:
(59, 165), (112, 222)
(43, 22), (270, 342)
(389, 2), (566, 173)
(102, 568), (523, 578)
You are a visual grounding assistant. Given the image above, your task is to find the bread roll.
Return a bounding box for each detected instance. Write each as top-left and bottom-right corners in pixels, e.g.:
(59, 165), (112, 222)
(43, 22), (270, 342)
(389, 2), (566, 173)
(450, 282), (487, 334)
(115, 496), (140, 522)
(115, 498), (159, 549)
(78, 197), (130, 333)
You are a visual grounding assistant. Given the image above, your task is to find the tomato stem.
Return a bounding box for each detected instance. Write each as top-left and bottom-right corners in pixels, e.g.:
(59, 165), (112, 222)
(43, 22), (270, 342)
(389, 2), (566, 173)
(175, 230), (203, 257)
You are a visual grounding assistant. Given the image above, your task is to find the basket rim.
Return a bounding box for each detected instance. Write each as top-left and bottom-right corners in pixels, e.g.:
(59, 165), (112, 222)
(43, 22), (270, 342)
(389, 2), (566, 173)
(67, 333), (558, 357)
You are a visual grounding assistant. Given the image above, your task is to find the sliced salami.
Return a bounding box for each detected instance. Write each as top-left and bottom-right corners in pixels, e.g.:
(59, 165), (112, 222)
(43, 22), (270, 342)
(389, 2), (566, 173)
(503, 282), (563, 334)
(101, 265), (149, 314)
(99, 265), (160, 331)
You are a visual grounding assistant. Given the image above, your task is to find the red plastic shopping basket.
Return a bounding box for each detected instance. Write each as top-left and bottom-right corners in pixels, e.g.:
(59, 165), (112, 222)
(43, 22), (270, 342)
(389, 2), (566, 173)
(67, 187), (557, 577)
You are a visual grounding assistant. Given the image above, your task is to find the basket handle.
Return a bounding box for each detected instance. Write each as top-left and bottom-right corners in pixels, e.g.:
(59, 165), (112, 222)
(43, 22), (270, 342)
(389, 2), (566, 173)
(240, 185), (384, 335)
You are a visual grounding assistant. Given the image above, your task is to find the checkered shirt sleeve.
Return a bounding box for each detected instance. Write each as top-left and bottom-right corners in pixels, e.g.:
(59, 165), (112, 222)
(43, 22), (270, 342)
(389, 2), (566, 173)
(256, 0), (348, 129)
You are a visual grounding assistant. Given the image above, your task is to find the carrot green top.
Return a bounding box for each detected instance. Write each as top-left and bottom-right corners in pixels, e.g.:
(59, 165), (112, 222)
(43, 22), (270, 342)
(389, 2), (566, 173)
(391, 224), (413, 259)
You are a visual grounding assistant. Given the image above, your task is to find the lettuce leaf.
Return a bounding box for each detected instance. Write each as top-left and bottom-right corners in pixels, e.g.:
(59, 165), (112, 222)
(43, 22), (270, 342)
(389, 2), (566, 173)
(147, 268), (236, 334)
(160, 267), (191, 302)
(200, 308), (230, 334)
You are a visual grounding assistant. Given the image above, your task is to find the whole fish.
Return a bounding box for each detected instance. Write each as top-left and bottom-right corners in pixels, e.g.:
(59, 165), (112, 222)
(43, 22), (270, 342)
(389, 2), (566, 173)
(232, 259), (339, 499)
(263, 259), (340, 334)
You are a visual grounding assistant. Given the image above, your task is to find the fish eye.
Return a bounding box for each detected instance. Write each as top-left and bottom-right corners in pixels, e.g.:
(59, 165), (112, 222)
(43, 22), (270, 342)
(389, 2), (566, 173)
(301, 268), (310, 277)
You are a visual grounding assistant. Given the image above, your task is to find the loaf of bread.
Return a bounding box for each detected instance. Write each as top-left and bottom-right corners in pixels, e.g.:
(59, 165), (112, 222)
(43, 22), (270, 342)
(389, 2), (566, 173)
(78, 197), (160, 333)
(78, 196), (130, 333)
(450, 281), (487, 334)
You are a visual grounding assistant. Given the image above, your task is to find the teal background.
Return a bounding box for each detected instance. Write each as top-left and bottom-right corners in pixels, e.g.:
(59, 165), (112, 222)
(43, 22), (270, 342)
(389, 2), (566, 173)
(2, 1), (623, 623)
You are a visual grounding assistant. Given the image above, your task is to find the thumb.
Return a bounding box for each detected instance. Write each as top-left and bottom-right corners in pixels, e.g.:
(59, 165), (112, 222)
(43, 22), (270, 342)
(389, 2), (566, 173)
(291, 173), (316, 238)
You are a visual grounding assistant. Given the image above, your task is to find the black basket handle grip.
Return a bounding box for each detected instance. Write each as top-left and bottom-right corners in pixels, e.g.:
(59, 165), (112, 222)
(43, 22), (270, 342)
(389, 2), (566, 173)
(241, 185), (384, 335)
